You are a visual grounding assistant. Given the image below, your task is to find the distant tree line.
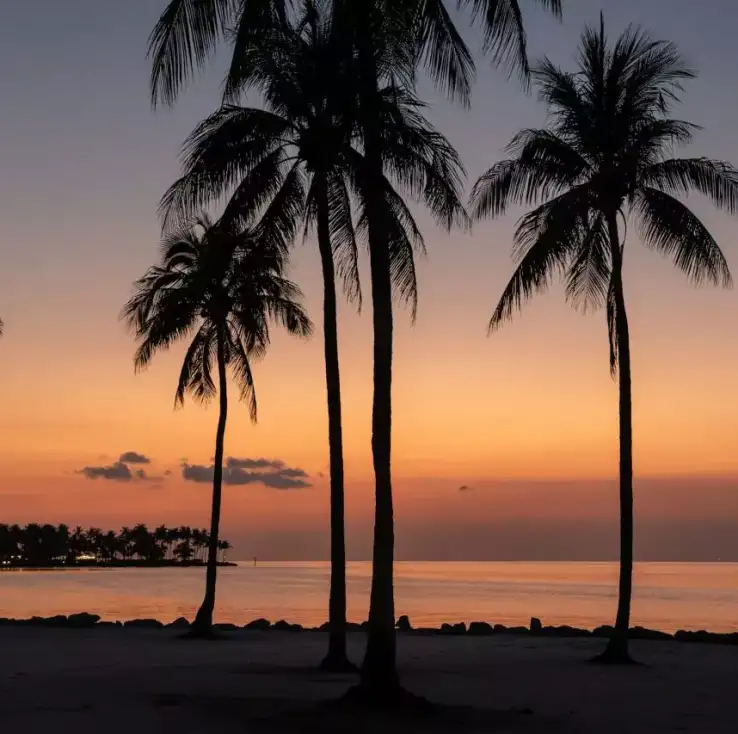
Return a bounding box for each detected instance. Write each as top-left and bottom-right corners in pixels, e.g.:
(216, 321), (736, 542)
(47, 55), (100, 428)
(0, 524), (232, 567)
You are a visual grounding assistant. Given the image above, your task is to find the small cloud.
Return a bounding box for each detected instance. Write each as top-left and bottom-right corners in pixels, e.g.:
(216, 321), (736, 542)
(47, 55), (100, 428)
(459, 484), (473, 492)
(227, 457), (284, 470)
(119, 451), (151, 465)
(79, 462), (134, 482)
(164, 469), (173, 477)
(317, 472), (325, 479)
(182, 456), (312, 490)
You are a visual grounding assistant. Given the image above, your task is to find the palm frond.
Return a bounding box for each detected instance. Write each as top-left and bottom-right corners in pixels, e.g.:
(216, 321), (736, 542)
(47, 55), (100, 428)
(147, 0), (237, 107)
(635, 187), (733, 287)
(643, 158), (738, 215)
(325, 171), (362, 309)
(160, 106), (291, 231)
(564, 212), (611, 312)
(225, 323), (259, 422)
(417, 0), (475, 106)
(175, 323), (218, 407)
(490, 186), (591, 331)
(460, 0), (562, 83)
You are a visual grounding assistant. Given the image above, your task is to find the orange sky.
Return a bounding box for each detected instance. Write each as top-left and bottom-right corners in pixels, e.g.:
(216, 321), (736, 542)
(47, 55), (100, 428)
(1, 1), (738, 560)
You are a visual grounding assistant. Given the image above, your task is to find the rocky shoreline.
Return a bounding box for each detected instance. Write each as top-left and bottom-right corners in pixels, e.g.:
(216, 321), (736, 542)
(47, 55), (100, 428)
(0, 612), (736, 646)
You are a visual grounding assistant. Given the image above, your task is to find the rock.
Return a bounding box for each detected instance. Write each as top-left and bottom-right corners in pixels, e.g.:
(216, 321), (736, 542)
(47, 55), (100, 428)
(630, 626), (672, 641)
(493, 624), (508, 633)
(66, 612), (101, 628)
(468, 621), (494, 636)
(124, 618), (164, 629)
(530, 617), (542, 634)
(213, 623), (239, 632)
(440, 622), (466, 635)
(346, 622), (362, 632)
(675, 629), (715, 644)
(244, 618), (271, 631)
(396, 615), (412, 632)
(288, 623), (303, 632)
(0, 618), (13, 626)
(319, 621), (331, 631)
(508, 626), (529, 635)
(592, 625), (614, 638)
(96, 621), (121, 628)
(272, 619), (292, 631)
(167, 617), (190, 629)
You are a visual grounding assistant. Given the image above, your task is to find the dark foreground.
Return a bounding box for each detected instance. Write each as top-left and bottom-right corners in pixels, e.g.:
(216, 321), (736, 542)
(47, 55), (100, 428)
(0, 627), (735, 733)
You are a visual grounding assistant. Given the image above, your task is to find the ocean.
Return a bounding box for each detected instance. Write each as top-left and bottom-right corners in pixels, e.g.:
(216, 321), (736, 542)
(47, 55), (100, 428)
(1, 561), (737, 632)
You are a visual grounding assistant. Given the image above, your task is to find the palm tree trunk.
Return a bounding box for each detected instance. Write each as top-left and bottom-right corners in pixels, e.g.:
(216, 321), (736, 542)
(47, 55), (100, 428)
(599, 213), (635, 663)
(315, 174), (354, 673)
(192, 324), (228, 637)
(355, 29), (400, 698)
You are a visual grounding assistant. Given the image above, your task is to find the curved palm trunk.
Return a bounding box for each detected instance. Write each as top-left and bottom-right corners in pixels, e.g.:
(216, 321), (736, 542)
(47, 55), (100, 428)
(315, 174), (353, 672)
(192, 325), (228, 636)
(599, 214), (635, 663)
(355, 31), (400, 698)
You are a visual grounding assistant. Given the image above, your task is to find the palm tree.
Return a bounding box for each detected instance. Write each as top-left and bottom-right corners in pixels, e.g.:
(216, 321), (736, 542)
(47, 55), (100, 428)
(158, 1), (468, 672)
(470, 18), (738, 663)
(123, 212), (311, 637)
(217, 539), (231, 562)
(147, 0), (561, 697)
(332, 0), (562, 698)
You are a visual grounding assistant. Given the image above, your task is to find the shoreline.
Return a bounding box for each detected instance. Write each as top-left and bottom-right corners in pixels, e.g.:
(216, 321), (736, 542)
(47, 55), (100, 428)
(0, 612), (735, 646)
(0, 560), (236, 570)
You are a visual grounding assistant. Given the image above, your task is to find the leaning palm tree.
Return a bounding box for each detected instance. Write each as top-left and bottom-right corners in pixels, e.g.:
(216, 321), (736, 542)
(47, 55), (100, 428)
(160, 0), (469, 671)
(123, 213), (311, 637)
(148, 0), (561, 699)
(471, 18), (738, 663)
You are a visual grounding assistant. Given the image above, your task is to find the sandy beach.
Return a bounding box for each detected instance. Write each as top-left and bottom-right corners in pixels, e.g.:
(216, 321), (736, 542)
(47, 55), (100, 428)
(1, 627), (734, 733)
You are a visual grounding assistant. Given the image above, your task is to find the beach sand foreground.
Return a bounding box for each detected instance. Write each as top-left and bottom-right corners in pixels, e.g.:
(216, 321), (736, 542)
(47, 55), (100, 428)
(1, 628), (734, 732)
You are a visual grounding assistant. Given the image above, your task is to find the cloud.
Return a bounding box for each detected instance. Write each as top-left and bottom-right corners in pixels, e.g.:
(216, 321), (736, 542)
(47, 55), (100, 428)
(119, 451), (151, 465)
(79, 462), (134, 482)
(164, 469), (173, 476)
(459, 484), (473, 492)
(227, 457), (285, 470)
(182, 457), (312, 490)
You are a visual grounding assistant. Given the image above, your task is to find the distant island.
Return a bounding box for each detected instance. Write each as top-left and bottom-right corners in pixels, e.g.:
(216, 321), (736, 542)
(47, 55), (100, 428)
(0, 523), (235, 568)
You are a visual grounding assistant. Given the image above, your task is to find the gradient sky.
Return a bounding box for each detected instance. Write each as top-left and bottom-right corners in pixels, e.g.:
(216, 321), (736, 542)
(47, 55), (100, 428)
(1, 0), (737, 561)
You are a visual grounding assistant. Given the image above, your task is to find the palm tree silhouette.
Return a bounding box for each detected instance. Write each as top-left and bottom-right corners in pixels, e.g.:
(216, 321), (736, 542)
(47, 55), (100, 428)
(158, 1), (469, 671)
(123, 213), (311, 637)
(333, 0), (561, 698)
(471, 17), (738, 663)
(147, 0), (562, 697)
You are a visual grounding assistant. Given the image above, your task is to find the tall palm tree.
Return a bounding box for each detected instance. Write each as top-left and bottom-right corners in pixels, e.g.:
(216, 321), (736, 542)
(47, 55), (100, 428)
(159, 0), (468, 671)
(470, 18), (738, 663)
(123, 213), (311, 637)
(147, 0), (561, 698)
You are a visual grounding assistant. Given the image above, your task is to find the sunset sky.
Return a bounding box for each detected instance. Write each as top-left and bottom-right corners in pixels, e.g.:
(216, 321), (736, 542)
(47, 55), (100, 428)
(1, 0), (737, 561)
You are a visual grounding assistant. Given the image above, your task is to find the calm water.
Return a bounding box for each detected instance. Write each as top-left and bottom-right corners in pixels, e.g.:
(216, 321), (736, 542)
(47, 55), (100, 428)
(1, 562), (737, 633)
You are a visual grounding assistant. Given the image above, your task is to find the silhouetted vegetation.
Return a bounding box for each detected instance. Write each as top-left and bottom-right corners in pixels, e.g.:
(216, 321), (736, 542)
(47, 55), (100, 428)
(0, 523), (233, 567)
(123, 214), (311, 636)
(471, 17), (738, 664)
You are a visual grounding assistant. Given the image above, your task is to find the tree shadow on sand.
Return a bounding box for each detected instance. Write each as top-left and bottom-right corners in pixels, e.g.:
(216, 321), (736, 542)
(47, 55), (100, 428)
(152, 692), (550, 733)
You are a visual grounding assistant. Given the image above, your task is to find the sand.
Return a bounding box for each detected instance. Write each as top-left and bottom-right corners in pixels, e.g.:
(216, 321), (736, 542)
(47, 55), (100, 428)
(1, 628), (734, 732)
